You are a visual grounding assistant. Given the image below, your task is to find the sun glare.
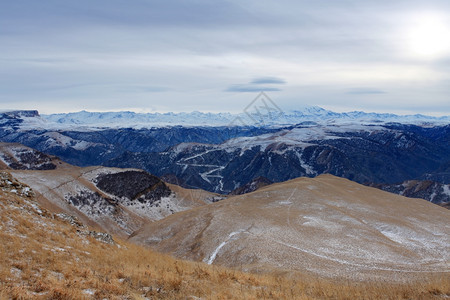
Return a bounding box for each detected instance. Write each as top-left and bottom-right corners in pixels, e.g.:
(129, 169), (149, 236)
(405, 13), (450, 59)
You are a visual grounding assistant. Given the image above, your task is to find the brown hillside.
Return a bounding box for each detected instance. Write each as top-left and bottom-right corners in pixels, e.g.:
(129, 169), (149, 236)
(130, 174), (450, 282)
(1, 171), (449, 299)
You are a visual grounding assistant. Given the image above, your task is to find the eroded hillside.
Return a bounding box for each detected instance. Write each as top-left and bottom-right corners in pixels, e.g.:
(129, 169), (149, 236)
(0, 143), (220, 238)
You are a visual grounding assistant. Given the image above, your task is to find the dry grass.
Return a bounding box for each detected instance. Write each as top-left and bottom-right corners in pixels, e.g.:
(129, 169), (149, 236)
(0, 181), (449, 299)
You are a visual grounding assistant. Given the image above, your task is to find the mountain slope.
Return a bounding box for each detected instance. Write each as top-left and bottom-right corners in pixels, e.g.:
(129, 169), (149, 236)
(106, 123), (450, 195)
(8, 166), (217, 238)
(2, 172), (448, 299)
(0, 117), (276, 166)
(230, 176), (273, 195)
(129, 174), (450, 281)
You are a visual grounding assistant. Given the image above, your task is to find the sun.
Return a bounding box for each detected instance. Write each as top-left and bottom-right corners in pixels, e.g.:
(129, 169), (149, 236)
(405, 13), (450, 59)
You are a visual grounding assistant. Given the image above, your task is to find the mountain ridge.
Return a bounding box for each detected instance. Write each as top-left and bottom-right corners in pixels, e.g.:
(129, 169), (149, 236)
(2, 107), (448, 130)
(43, 108), (450, 128)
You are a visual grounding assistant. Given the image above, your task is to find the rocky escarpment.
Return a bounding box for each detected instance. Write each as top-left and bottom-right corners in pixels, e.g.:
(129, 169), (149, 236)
(0, 171), (35, 198)
(95, 170), (171, 204)
(0, 110), (39, 130)
(8, 164), (188, 238)
(2, 110), (40, 118)
(0, 143), (56, 170)
(230, 176), (273, 195)
(66, 191), (117, 217)
(58, 169), (177, 234)
(369, 180), (450, 206)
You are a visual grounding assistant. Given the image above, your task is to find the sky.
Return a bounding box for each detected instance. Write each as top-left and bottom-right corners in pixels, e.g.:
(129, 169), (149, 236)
(1, 0), (450, 116)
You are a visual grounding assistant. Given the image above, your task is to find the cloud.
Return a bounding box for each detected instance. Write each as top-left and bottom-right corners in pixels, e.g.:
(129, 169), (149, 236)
(225, 85), (281, 92)
(226, 76), (285, 93)
(117, 85), (170, 93)
(346, 88), (387, 95)
(1, 0), (450, 115)
(250, 77), (286, 85)
(226, 76), (285, 92)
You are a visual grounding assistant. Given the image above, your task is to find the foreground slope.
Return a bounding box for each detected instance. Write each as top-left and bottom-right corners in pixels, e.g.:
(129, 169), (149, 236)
(130, 174), (450, 281)
(1, 171), (449, 299)
(0, 171), (286, 299)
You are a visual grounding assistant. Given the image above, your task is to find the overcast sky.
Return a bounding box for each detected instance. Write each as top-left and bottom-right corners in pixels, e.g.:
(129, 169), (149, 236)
(1, 0), (450, 115)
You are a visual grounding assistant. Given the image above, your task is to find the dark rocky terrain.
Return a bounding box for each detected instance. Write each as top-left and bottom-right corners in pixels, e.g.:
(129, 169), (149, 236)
(104, 124), (450, 197)
(368, 180), (450, 205)
(0, 116), (277, 166)
(0, 110), (39, 129)
(0, 143), (56, 170)
(95, 170), (171, 202)
(230, 176), (273, 195)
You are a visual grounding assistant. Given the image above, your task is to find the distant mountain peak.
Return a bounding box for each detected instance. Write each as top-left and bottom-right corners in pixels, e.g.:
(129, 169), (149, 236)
(0, 107), (448, 130)
(0, 110), (40, 118)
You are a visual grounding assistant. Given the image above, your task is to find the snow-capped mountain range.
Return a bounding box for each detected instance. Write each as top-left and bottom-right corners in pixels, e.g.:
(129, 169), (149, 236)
(38, 107), (450, 129)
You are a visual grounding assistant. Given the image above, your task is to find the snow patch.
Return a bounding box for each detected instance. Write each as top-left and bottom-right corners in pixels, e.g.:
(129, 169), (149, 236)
(278, 200), (292, 205)
(43, 132), (98, 150)
(294, 150), (316, 175)
(82, 289), (95, 295)
(205, 230), (246, 264)
(442, 185), (450, 197)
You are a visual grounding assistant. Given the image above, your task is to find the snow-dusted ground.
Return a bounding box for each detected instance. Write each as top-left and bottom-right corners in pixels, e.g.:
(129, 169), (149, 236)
(130, 174), (450, 281)
(42, 132), (101, 150)
(219, 123), (385, 152)
(205, 229), (248, 264)
(0, 143), (55, 170)
(8, 166), (208, 238)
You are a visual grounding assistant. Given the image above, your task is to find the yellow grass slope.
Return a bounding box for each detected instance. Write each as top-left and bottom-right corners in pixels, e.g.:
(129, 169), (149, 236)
(130, 174), (450, 282)
(0, 172), (449, 299)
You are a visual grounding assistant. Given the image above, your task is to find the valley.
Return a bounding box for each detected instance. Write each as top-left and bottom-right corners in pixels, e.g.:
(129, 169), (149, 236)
(1, 111), (449, 206)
